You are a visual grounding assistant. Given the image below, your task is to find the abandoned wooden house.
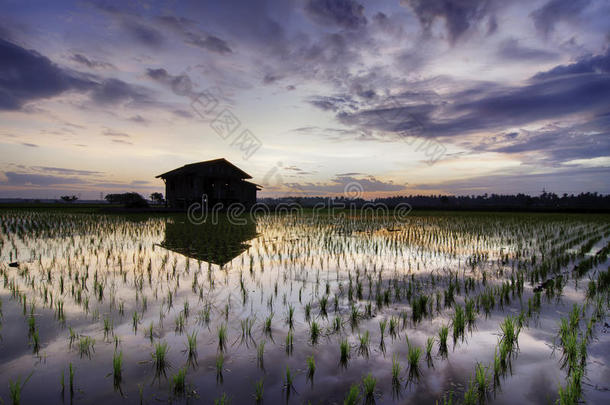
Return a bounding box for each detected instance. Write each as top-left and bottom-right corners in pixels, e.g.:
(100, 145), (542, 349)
(156, 158), (260, 208)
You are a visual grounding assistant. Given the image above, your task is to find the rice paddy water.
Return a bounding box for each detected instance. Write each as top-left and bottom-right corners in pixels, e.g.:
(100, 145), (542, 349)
(0, 209), (608, 404)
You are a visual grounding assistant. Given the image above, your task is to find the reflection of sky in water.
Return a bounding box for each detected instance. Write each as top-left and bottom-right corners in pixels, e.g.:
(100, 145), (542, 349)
(0, 211), (608, 404)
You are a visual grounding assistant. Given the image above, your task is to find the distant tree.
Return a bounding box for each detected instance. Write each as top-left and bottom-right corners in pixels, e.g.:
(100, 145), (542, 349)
(150, 192), (164, 204)
(104, 192), (149, 208)
(60, 195), (78, 202)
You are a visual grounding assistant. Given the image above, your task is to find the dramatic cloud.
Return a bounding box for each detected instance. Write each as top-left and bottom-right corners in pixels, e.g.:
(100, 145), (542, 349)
(415, 166), (610, 194)
(2, 172), (87, 186)
(531, 0), (592, 36)
(335, 50), (610, 142)
(122, 21), (165, 48)
(1, 0), (608, 197)
(184, 32), (232, 54)
(401, 0), (496, 44)
(497, 38), (559, 61)
(0, 38), (157, 110)
(0, 38), (93, 110)
(70, 53), (116, 70)
(533, 48), (610, 79)
(286, 174), (406, 195)
(304, 0), (367, 30)
(31, 166), (102, 176)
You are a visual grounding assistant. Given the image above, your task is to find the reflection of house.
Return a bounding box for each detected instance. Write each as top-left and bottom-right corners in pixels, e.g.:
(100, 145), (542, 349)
(156, 158), (261, 209)
(159, 217), (258, 266)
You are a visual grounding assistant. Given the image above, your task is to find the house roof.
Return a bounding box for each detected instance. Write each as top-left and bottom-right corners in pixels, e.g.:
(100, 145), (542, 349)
(155, 158), (252, 179)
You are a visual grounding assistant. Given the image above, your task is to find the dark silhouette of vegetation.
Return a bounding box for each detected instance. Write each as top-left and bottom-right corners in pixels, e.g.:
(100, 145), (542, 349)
(259, 191), (610, 213)
(60, 195), (78, 202)
(104, 192), (149, 208)
(150, 192), (164, 204)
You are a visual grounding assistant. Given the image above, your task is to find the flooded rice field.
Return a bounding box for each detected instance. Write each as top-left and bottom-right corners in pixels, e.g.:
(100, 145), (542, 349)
(0, 210), (609, 404)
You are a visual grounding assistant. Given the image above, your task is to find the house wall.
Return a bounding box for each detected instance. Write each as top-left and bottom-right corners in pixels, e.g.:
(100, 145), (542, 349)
(164, 174), (256, 208)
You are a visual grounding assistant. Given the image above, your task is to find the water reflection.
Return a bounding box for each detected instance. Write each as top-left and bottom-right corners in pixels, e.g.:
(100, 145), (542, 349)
(158, 216), (258, 266)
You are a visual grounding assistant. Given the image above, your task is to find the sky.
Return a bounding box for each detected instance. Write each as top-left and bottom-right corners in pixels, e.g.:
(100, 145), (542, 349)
(0, 0), (609, 199)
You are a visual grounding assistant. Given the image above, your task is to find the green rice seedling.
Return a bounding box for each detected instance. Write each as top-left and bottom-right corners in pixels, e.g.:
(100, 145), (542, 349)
(425, 336), (434, 364)
(152, 341), (170, 377)
(27, 314), (35, 336)
(365, 302), (373, 318)
(78, 336), (95, 358)
(568, 304), (580, 330)
(310, 320), (320, 344)
(358, 330), (370, 357)
(216, 353), (224, 382)
(104, 317), (113, 340)
(578, 338), (587, 368)
(340, 338), (350, 367)
(218, 324), (227, 351)
(350, 305), (360, 328)
(407, 343), (422, 380)
(343, 383), (360, 405)
(500, 315), (520, 353)
(362, 373), (377, 403)
(333, 316), (342, 332)
(389, 316), (398, 338)
(284, 366), (294, 392)
(257, 341), (265, 369)
(498, 339), (510, 372)
(557, 366), (583, 405)
(379, 319), (387, 340)
(474, 362), (490, 400)
(31, 330), (40, 354)
(452, 305), (465, 341)
(560, 331), (579, 373)
(170, 367), (187, 396)
(305, 302), (311, 321)
(319, 296), (328, 317)
(69, 363), (74, 397)
(254, 378), (264, 403)
(306, 355), (316, 381)
(146, 322), (154, 343)
(183, 301), (189, 318)
(462, 378), (477, 405)
(132, 311), (140, 334)
(186, 331), (197, 365)
(68, 327), (78, 348)
(197, 305), (211, 325)
(8, 372), (33, 405)
(214, 393), (229, 405)
(286, 305), (295, 329)
(438, 325), (449, 356)
(391, 354), (402, 386)
(285, 331), (294, 355)
(175, 313), (185, 334)
(465, 299), (476, 328)
(437, 391), (454, 405)
(264, 313), (273, 335)
(113, 350), (123, 388)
